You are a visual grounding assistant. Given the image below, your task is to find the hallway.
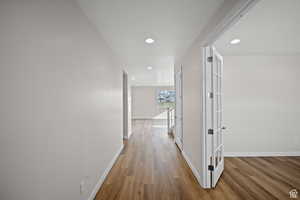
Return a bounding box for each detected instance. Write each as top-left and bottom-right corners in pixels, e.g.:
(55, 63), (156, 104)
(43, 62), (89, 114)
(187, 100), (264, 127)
(95, 120), (300, 200)
(1, 1), (300, 199)
(95, 119), (203, 200)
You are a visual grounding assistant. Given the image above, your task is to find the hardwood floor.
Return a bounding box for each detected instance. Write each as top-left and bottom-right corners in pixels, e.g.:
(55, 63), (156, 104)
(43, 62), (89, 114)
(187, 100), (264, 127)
(95, 120), (300, 200)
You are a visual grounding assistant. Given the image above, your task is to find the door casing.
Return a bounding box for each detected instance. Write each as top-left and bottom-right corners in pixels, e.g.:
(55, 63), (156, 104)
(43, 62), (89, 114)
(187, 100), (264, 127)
(123, 71), (129, 140)
(175, 66), (183, 151)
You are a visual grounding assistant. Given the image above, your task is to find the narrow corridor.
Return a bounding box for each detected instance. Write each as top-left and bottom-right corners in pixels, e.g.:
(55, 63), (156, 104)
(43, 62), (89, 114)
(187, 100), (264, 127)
(95, 120), (204, 200)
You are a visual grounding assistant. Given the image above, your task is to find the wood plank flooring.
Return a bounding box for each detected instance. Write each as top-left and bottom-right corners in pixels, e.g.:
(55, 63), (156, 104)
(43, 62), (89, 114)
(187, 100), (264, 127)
(95, 120), (300, 200)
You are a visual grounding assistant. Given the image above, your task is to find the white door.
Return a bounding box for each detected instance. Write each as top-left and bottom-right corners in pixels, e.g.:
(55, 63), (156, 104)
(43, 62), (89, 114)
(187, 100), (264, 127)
(175, 67), (183, 151)
(207, 47), (225, 187)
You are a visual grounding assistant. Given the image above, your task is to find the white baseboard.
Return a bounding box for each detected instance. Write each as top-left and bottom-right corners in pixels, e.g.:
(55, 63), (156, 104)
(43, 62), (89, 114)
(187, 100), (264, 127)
(181, 151), (204, 187)
(88, 145), (124, 200)
(224, 152), (300, 157)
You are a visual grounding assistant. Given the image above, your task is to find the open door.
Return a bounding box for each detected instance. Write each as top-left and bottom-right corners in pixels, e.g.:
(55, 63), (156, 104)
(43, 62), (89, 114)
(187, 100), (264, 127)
(175, 66), (183, 151)
(205, 46), (225, 188)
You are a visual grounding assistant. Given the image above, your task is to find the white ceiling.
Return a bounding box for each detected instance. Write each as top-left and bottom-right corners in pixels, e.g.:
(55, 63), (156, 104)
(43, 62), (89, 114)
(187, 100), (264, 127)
(215, 0), (300, 56)
(77, 0), (227, 86)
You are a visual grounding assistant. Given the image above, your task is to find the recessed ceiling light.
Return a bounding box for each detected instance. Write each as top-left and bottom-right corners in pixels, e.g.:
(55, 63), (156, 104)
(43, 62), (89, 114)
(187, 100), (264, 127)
(230, 39), (241, 45)
(131, 76), (136, 81)
(147, 66), (153, 70)
(145, 38), (155, 44)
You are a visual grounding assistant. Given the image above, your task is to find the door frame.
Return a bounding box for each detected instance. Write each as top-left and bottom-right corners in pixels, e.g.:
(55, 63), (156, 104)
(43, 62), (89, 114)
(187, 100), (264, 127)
(175, 65), (183, 151)
(201, 0), (259, 188)
(123, 70), (129, 140)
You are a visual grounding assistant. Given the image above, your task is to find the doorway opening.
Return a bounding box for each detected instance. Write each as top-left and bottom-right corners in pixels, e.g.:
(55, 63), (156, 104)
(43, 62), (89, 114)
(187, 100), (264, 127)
(203, 0), (300, 188)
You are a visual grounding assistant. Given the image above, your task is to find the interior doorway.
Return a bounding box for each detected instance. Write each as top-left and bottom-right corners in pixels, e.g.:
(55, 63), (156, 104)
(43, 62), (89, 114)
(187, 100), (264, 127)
(202, 0), (300, 189)
(201, 0), (258, 188)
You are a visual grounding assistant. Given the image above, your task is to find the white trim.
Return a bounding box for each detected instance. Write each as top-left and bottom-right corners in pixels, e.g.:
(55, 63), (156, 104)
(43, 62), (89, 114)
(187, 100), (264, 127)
(202, 47), (209, 188)
(182, 151), (206, 188)
(202, 0), (260, 46)
(224, 152), (300, 157)
(175, 65), (183, 151)
(123, 71), (129, 140)
(88, 145), (124, 200)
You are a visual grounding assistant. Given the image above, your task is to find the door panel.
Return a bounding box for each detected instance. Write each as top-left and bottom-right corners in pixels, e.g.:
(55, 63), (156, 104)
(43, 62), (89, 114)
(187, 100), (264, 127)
(210, 47), (224, 187)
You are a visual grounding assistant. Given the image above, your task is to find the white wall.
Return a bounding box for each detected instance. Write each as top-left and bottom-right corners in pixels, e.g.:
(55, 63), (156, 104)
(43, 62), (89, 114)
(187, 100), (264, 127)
(175, 47), (205, 186)
(131, 86), (173, 119)
(223, 55), (300, 155)
(0, 1), (123, 200)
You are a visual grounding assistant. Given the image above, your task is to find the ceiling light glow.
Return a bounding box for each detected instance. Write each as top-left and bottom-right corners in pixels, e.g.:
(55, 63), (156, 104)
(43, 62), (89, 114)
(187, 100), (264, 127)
(145, 38), (155, 44)
(147, 66), (153, 70)
(230, 39), (241, 45)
